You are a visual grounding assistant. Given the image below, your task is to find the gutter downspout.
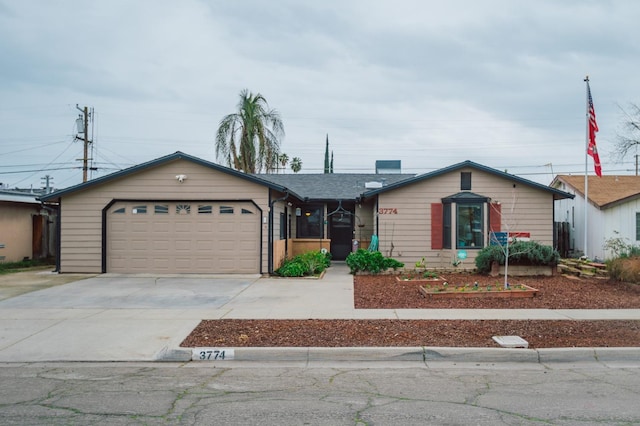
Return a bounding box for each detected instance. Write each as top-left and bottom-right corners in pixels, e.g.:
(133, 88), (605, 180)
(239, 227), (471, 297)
(268, 190), (290, 275)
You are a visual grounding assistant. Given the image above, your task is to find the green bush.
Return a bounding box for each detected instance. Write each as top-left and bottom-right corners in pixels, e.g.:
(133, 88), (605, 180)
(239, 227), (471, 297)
(474, 241), (560, 274)
(275, 250), (331, 277)
(345, 249), (404, 274)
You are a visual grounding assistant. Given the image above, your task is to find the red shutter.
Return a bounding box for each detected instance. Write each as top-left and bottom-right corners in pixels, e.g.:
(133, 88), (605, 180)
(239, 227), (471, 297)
(490, 202), (501, 232)
(431, 203), (443, 250)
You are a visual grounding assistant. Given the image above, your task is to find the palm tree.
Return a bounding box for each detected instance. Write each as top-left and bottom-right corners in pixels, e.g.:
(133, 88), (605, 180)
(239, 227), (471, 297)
(215, 89), (285, 173)
(278, 153), (289, 174)
(290, 157), (302, 173)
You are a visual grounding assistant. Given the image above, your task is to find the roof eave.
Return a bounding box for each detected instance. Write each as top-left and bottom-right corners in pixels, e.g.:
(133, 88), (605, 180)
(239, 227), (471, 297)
(39, 151), (296, 201)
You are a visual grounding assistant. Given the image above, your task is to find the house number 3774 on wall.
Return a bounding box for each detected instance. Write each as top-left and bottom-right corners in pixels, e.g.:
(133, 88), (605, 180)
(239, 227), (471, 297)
(378, 208), (398, 214)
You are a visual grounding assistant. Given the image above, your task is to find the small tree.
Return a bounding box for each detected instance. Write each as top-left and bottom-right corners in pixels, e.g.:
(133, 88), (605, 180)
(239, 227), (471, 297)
(614, 103), (640, 162)
(486, 188), (549, 288)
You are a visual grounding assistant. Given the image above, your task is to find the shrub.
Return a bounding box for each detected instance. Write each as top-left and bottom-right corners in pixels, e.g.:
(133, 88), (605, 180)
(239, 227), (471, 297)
(345, 249), (404, 274)
(603, 232), (640, 260)
(474, 241), (560, 274)
(275, 250), (331, 277)
(607, 256), (640, 284)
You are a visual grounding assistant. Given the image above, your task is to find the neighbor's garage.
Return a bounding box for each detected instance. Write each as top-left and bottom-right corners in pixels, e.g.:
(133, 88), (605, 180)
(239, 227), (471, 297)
(107, 201), (260, 274)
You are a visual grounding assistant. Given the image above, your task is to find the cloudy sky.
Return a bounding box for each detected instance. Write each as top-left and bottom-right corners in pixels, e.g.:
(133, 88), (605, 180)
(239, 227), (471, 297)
(1, 0), (639, 190)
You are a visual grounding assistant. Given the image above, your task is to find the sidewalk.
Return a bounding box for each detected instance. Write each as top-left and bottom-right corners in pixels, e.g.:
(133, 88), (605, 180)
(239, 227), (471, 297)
(0, 264), (638, 363)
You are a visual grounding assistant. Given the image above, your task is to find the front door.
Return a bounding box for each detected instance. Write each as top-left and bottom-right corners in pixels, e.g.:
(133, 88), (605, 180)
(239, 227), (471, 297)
(329, 211), (354, 260)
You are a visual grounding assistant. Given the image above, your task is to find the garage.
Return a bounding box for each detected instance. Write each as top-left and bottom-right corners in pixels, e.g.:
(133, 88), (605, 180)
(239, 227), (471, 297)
(106, 201), (260, 274)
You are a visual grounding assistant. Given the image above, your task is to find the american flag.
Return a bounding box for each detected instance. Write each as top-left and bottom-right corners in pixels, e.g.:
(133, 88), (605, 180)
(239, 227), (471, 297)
(586, 81), (602, 177)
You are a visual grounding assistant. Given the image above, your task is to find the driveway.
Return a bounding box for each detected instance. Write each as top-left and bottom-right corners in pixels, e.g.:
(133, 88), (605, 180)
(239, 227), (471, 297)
(0, 272), (262, 362)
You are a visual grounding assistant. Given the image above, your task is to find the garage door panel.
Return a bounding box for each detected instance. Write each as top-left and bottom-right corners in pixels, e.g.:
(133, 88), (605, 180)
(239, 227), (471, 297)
(196, 222), (214, 233)
(217, 221), (235, 232)
(110, 238), (128, 251)
(107, 201), (260, 273)
(130, 222), (149, 233)
(110, 220), (127, 232)
(151, 221), (170, 232)
(152, 240), (170, 250)
(196, 240), (214, 250)
(175, 221), (193, 233)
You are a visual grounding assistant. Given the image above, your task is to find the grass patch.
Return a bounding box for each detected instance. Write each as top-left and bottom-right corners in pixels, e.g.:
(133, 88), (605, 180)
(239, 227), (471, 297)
(0, 258), (55, 274)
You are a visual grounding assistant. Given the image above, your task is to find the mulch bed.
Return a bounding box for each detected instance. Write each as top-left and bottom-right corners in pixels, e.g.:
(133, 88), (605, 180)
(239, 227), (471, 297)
(180, 274), (640, 348)
(354, 274), (640, 309)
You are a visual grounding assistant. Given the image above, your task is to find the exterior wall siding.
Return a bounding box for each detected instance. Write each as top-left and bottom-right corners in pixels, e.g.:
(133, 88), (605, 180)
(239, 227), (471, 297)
(59, 159), (270, 273)
(0, 202), (38, 262)
(554, 185), (616, 260)
(603, 200), (640, 259)
(377, 168), (556, 270)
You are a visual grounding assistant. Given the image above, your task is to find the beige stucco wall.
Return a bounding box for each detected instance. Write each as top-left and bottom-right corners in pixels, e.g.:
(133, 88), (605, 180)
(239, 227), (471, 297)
(376, 167), (555, 270)
(59, 159), (271, 273)
(0, 202), (38, 262)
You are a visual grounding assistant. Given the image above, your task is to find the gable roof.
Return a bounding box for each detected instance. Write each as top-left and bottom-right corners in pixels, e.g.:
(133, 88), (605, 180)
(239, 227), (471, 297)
(362, 160), (574, 200)
(256, 173), (414, 201)
(39, 151), (303, 202)
(553, 175), (640, 209)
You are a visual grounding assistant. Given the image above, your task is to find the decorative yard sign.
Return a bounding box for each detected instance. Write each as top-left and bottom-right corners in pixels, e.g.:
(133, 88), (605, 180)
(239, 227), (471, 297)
(192, 348), (234, 361)
(490, 232), (508, 246)
(490, 232), (531, 246)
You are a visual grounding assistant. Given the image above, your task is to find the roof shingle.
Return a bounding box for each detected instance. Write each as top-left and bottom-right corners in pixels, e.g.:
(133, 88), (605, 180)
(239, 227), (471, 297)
(555, 175), (640, 208)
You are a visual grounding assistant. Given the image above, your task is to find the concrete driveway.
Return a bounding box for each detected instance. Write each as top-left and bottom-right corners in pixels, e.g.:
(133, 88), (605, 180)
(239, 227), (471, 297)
(0, 271), (262, 362)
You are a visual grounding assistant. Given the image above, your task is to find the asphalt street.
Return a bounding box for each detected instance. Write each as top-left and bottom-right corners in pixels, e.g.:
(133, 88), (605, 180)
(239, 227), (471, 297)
(1, 361), (639, 425)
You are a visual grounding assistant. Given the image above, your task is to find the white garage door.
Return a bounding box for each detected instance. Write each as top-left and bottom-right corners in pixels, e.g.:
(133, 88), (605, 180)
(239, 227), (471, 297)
(107, 201), (260, 273)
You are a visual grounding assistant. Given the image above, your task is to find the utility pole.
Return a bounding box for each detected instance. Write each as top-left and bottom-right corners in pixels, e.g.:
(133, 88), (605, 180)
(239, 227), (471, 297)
(40, 175), (53, 194)
(75, 105), (91, 183)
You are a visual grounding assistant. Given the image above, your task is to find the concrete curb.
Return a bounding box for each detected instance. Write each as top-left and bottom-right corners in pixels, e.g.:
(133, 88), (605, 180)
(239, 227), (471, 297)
(159, 346), (640, 364)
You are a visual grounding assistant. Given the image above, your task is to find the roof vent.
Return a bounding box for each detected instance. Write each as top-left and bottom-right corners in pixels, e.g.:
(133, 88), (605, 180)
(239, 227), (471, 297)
(375, 160), (401, 174)
(365, 181), (384, 189)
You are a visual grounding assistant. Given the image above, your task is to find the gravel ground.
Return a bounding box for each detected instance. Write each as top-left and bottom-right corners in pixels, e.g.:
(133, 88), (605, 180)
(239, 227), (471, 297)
(181, 274), (640, 349)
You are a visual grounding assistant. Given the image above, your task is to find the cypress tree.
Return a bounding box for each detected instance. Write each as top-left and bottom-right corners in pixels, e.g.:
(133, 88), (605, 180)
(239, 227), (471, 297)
(324, 134), (330, 173)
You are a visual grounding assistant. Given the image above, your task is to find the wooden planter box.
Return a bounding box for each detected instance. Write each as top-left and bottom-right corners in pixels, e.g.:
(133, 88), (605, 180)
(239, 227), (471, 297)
(395, 276), (441, 284)
(419, 284), (539, 299)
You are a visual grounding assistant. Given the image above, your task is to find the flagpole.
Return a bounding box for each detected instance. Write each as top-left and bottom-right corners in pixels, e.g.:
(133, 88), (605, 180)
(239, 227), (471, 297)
(583, 76), (589, 259)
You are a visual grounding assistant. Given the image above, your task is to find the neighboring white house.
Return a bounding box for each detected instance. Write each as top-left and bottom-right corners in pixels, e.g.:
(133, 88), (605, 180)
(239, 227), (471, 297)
(551, 175), (640, 261)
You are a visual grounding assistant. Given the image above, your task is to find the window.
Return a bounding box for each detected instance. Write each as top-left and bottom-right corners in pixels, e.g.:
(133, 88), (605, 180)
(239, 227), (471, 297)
(461, 172), (471, 190)
(636, 213), (640, 241)
(113, 207), (125, 214)
(220, 205), (234, 214)
(241, 208), (254, 214)
(296, 205), (323, 238)
(154, 205), (169, 214)
(132, 205), (147, 214)
(176, 204), (191, 215)
(198, 205), (212, 214)
(457, 203), (483, 248)
(280, 212), (287, 240)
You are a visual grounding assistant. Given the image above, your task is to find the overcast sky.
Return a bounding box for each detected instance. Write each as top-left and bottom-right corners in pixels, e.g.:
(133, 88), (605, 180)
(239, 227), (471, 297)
(1, 0), (639, 190)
